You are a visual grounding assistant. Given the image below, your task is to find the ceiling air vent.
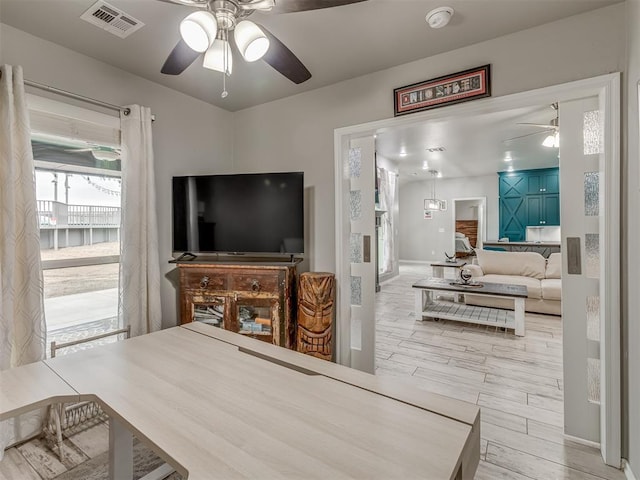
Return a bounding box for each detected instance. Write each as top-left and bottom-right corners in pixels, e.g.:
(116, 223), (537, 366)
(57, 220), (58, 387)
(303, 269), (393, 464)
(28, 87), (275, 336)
(426, 146), (446, 153)
(80, 1), (144, 39)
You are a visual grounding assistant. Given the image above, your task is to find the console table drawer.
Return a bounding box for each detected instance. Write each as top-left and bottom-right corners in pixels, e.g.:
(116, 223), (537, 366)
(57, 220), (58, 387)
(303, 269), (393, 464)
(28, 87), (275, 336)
(230, 273), (279, 294)
(181, 269), (227, 290)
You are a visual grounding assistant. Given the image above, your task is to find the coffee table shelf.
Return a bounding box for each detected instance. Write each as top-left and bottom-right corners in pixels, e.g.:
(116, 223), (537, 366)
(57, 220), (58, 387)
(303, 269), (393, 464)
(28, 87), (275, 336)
(421, 301), (514, 330)
(413, 278), (527, 336)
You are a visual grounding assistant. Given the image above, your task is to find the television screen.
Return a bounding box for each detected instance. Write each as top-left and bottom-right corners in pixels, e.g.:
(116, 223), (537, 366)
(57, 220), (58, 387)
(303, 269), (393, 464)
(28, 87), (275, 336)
(172, 172), (304, 255)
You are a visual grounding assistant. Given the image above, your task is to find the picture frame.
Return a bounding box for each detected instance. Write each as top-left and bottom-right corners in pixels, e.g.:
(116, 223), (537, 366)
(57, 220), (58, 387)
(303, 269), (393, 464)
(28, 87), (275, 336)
(439, 200), (448, 212)
(394, 65), (491, 117)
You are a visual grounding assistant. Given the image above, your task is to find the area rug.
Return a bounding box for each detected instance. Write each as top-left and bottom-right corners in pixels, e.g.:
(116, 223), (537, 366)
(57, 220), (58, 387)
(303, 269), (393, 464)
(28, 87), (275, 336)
(53, 440), (182, 480)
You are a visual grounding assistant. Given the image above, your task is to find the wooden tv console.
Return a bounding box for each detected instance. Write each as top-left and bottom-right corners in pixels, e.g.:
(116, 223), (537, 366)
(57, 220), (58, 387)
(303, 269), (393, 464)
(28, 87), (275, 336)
(176, 260), (298, 349)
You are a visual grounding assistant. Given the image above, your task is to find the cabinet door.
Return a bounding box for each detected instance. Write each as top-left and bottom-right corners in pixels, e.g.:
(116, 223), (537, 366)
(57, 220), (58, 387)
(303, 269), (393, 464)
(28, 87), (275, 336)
(543, 194), (560, 225)
(232, 296), (280, 345)
(526, 195), (543, 226)
(542, 170), (560, 194)
(526, 174), (543, 195)
(184, 294), (228, 328)
(499, 197), (526, 241)
(499, 173), (527, 197)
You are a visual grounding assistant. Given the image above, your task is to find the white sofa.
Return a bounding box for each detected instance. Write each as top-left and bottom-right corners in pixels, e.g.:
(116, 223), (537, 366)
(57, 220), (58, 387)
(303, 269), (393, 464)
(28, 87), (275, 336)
(464, 249), (562, 316)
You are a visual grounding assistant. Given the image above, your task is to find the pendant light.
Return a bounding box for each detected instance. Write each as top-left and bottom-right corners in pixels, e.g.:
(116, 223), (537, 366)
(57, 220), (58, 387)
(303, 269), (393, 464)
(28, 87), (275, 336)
(424, 170), (445, 211)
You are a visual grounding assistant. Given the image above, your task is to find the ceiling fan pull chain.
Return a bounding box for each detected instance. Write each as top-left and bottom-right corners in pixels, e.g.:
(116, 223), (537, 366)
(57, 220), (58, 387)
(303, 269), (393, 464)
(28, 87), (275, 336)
(221, 28), (229, 98)
(222, 71), (228, 98)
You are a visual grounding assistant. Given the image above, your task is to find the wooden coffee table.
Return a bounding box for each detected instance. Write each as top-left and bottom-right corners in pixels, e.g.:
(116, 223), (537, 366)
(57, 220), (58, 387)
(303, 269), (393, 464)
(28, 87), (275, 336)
(413, 277), (528, 336)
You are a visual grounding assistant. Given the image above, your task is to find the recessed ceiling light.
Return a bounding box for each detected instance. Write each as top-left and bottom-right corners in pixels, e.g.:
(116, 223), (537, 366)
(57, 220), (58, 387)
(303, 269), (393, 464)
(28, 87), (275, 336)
(504, 156), (512, 162)
(422, 161), (429, 170)
(437, 172), (443, 178)
(399, 152), (408, 157)
(425, 6), (454, 29)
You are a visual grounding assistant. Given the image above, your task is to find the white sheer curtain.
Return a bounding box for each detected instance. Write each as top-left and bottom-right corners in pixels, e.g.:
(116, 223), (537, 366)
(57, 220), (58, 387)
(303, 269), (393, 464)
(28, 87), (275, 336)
(377, 167), (396, 274)
(118, 105), (162, 337)
(0, 65), (47, 458)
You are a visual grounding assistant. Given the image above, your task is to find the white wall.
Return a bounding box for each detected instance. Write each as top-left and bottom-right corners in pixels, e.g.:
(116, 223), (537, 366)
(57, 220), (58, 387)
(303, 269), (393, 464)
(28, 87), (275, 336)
(455, 200), (481, 221)
(232, 4), (625, 271)
(625, 0), (639, 474)
(399, 175), (497, 261)
(0, 24), (235, 328)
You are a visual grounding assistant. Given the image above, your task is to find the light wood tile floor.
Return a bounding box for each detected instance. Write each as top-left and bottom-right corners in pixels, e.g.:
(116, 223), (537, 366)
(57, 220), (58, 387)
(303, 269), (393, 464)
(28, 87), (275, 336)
(375, 262), (624, 480)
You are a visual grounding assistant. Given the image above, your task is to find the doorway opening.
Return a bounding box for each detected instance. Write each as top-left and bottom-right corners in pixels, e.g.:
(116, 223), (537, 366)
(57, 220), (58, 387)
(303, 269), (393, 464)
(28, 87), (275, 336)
(335, 73), (621, 469)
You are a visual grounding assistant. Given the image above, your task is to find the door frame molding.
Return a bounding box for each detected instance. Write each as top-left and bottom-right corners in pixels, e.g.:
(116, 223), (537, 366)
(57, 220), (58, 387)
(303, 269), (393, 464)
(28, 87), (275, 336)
(451, 196), (487, 253)
(334, 72), (621, 465)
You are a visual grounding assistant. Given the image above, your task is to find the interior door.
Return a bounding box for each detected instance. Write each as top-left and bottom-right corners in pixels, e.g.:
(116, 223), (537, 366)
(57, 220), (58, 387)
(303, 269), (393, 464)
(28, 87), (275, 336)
(342, 136), (376, 373)
(560, 96), (619, 465)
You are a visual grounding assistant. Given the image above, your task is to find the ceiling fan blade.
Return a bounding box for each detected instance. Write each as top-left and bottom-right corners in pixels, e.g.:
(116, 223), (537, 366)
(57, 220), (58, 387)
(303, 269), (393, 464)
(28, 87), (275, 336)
(517, 122), (557, 129)
(270, 0), (368, 14)
(155, 0), (208, 7)
(259, 25), (311, 84)
(161, 39), (202, 75)
(503, 129), (553, 143)
(238, 0), (276, 11)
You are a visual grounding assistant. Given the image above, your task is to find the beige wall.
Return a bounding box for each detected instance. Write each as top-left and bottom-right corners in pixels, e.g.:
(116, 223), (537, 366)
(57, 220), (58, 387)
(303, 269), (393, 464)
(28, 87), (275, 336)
(625, 0), (639, 474)
(0, 24), (235, 328)
(232, 4), (625, 271)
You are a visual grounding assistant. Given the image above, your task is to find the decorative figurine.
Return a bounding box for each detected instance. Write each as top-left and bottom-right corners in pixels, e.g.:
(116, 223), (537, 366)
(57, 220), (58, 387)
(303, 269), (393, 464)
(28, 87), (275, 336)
(297, 272), (335, 361)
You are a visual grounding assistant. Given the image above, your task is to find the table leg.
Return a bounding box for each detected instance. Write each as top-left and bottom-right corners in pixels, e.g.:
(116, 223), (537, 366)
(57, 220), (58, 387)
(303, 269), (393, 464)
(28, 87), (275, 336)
(432, 266), (444, 278)
(109, 416), (133, 480)
(514, 298), (525, 336)
(415, 290), (424, 321)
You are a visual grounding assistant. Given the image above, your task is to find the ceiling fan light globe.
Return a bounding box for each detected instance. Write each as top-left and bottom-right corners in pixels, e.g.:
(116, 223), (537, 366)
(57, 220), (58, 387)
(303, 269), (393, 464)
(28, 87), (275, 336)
(542, 134), (556, 148)
(180, 11), (217, 53)
(203, 40), (233, 74)
(245, 37), (270, 61)
(235, 20), (270, 62)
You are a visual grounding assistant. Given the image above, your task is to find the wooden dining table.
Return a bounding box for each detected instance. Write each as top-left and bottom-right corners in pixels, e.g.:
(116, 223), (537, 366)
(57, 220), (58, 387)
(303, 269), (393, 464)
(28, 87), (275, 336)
(1, 324), (480, 480)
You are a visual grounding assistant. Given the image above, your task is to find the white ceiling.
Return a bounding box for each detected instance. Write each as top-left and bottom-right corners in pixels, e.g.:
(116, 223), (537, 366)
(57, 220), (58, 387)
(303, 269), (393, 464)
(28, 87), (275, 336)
(375, 103), (561, 181)
(0, 0), (620, 112)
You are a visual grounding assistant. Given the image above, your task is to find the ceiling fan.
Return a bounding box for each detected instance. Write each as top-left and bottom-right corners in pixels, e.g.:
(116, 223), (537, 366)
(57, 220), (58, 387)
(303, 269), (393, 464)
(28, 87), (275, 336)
(503, 103), (560, 147)
(158, 0), (368, 96)
(65, 145), (121, 161)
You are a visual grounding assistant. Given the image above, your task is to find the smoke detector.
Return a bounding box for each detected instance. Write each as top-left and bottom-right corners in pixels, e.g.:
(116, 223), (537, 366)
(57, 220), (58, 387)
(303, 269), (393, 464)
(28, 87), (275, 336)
(426, 6), (454, 29)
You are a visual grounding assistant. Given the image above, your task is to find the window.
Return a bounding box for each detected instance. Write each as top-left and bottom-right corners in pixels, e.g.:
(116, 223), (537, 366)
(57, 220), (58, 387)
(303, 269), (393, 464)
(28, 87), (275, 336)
(28, 95), (125, 355)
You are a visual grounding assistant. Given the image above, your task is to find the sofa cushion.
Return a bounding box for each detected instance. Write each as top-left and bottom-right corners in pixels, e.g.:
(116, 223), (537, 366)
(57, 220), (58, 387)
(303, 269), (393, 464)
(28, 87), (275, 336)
(478, 274), (542, 299)
(476, 250), (546, 280)
(541, 278), (562, 301)
(545, 253), (562, 279)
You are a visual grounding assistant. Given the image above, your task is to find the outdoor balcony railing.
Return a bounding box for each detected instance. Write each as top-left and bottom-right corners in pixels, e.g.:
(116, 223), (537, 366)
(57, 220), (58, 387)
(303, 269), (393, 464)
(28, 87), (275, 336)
(37, 200), (121, 228)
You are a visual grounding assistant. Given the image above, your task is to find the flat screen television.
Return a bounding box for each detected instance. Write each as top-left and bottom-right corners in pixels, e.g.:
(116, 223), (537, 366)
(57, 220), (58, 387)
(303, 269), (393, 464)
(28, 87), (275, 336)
(172, 172), (304, 255)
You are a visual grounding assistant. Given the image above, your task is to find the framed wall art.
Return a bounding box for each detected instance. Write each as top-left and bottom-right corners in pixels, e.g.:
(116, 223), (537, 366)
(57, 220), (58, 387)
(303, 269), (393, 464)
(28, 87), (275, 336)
(394, 65), (491, 116)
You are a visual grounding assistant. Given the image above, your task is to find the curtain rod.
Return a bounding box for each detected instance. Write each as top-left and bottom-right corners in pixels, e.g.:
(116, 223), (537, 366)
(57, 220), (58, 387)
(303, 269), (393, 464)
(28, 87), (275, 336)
(23, 78), (156, 121)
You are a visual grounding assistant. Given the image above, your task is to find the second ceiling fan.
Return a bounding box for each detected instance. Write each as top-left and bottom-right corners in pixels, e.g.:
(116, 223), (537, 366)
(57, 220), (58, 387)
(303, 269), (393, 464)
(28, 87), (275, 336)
(504, 103), (560, 148)
(159, 0), (367, 95)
